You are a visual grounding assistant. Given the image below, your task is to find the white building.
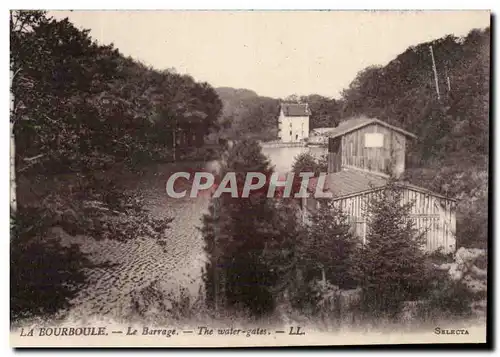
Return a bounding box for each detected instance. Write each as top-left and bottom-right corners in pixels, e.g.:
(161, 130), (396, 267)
(278, 103), (310, 143)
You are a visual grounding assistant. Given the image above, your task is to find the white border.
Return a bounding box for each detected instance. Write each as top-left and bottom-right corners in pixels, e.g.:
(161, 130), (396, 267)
(1, 2), (497, 356)
(1, 1), (497, 10)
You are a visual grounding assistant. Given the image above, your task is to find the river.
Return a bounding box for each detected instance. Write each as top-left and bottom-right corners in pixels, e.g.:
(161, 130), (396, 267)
(261, 145), (327, 174)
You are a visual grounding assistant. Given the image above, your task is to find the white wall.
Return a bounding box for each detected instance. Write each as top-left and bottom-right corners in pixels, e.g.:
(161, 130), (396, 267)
(261, 145), (327, 174)
(278, 110), (310, 142)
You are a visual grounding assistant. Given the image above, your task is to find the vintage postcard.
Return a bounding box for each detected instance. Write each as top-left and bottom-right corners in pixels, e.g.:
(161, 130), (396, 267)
(10, 10), (490, 347)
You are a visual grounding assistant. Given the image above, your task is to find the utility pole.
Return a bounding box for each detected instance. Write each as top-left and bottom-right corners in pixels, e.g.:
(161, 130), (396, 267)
(429, 45), (441, 100)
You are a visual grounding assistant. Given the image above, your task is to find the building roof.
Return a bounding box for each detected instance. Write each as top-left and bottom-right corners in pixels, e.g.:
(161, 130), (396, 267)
(311, 127), (337, 135)
(306, 168), (455, 201)
(325, 169), (388, 198)
(325, 116), (417, 139)
(281, 103), (311, 117)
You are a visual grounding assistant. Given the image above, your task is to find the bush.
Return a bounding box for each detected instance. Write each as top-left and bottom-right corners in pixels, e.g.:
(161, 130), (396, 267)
(290, 280), (339, 317)
(317, 153), (328, 172)
(46, 173), (173, 243)
(179, 146), (221, 162)
(10, 205), (93, 322)
(291, 152), (322, 176)
(417, 276), (474, 320)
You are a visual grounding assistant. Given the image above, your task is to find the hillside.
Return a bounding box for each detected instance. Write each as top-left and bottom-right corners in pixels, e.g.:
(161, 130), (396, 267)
(216, 87), (259, 103)
(215, 87), (280, 141)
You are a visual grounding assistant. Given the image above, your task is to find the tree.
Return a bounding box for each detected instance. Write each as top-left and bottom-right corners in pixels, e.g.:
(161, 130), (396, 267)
(300, 94), (342, 129)
(10, 10), (49, 214)
(202, 139), (273, 315)
(291, 152), (320, 176)
(11, 11), (124, 175)
(215, 87), (279, 142)
(202, 139), (302, 317)
(284, 94), (300, 102)
(301, 200), (359, 289)
(11, 11), (223, 178)
(354, 181), (429, 317)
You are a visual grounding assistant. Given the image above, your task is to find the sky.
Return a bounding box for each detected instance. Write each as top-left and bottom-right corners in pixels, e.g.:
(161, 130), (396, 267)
(50, 10), (490, 99)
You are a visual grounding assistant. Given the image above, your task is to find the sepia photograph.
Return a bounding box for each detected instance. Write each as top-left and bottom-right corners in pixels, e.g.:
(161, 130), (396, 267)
(9, 9), (490, 347)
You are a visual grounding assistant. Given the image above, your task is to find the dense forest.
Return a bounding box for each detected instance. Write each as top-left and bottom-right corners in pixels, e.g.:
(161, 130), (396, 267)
(11, 11), (223, 179)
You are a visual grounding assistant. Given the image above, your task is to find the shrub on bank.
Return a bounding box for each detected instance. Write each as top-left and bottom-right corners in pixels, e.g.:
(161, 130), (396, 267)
(10, 205), (92, 322)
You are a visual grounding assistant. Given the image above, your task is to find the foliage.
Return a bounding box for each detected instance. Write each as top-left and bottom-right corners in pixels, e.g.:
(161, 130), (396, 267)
(339, 28), (490, 248)
(11, 10), (223, 175)
(10, 205), (93, 322)
(202, 139), (303, 317)
(216, 87), (280, 141)
(289, 280), (327, 316)
(291, 152), (328, 179)
(300, 200), (359, 289)
(353, 181), (431, 317)
(41, 172), (173, 243)
(417, 273), (474, 320)
(291, 152), (321, 176)
(340, 29), (490, 169)
(299, 94), (342, 129)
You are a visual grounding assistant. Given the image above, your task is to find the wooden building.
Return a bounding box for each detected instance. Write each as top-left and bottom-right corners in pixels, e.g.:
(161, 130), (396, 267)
(302, 116), (457, 253)
(325, 117), (416, 178)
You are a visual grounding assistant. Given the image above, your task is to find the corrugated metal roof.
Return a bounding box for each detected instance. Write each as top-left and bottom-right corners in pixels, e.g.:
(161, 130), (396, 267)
(306, 169), (387, 198)
(326, 169), (388, 198)
(281, 103), (311, 117)
(325, 116), (417, 139)
(311, 127), (337, 135)
(306, 168), (455, 201)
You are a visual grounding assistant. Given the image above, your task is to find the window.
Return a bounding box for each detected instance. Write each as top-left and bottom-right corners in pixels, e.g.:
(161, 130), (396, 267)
(364, 133), (384, 148)
(290, 130), (292, 136)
